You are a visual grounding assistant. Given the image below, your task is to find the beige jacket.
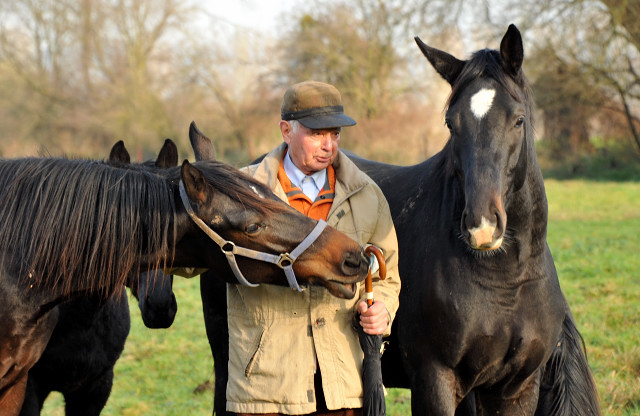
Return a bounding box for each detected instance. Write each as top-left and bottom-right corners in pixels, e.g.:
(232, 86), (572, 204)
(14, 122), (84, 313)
(226, 143), (401, 414)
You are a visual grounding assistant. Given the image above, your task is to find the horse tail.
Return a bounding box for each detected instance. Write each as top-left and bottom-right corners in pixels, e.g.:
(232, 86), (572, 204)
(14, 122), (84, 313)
(536, 314), (602, 416)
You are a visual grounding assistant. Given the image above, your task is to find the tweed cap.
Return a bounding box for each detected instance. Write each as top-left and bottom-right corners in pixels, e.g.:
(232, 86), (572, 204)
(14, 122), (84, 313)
(281, 81), (356, 129)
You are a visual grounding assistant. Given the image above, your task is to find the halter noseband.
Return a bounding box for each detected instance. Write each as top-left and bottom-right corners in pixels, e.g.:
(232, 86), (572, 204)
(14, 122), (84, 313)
(179, 180), (327, 292)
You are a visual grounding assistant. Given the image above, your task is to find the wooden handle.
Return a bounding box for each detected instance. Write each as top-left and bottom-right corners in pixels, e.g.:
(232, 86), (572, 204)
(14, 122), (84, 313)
(364, 245), (386, 306)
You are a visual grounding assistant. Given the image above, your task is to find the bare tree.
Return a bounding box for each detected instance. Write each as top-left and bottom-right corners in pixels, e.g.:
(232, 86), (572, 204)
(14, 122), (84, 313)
(0, 0), (199, 157)
(499, 0), (640, 155)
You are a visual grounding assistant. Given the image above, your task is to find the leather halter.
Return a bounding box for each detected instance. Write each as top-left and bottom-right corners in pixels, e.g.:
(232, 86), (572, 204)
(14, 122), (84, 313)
(179, 180), (327, 292)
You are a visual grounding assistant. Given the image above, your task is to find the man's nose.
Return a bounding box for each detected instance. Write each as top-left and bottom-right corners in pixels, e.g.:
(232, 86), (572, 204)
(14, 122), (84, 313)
(320, 135), (334, 150)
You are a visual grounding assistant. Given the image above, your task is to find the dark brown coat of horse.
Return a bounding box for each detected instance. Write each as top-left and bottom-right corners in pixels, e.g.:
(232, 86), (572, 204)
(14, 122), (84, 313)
(19, 140), (180, 416)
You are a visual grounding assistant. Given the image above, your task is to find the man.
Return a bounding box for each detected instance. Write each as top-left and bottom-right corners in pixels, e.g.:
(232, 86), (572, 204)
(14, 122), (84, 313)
(227, 80), (401, 416)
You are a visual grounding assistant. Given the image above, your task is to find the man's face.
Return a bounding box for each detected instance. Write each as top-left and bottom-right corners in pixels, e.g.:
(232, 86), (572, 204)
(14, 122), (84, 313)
(281, 121), (341, 176)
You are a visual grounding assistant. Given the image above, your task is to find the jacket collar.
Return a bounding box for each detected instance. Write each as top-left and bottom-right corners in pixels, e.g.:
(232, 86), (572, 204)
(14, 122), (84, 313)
(251, 143), (370, 197)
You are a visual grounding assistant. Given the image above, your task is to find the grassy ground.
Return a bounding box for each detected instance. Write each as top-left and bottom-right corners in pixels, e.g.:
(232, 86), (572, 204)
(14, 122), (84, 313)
(544, 180), (640, 416)
(41, 179), (639, 415)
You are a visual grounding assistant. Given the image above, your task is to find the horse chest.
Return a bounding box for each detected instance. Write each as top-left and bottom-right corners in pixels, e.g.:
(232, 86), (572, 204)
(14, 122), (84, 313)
(460, 317), (549, 386)
(429, 277), (560, 392)
(429, 272), (554, 358)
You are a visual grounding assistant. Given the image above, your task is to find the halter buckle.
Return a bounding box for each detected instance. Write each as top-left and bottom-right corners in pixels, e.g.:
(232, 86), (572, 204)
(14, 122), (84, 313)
(277, 253), (294, 269)
(220, 241), (236, 254)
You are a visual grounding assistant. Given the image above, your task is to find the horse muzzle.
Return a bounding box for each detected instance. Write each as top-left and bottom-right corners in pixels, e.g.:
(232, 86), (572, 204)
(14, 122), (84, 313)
(462, 205), (506, 251)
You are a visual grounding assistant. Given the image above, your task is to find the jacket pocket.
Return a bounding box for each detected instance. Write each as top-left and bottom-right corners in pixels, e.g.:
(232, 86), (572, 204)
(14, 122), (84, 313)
(244, 327), (266, 378)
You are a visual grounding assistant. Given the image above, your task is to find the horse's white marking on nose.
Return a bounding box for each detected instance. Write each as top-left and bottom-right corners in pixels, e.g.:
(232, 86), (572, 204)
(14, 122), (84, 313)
(470, 88), (496, 119)
(468, 216), (502, 250)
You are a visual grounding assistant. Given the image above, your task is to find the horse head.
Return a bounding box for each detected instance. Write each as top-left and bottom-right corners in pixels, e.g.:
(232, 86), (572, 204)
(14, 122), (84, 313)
(177, 124), (369, 298)
(415, 24), (533, 252)
(108, 139), (179, 328)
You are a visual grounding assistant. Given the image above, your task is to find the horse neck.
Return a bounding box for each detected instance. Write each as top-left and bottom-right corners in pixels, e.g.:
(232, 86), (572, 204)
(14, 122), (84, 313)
(506, 137), (550, 258)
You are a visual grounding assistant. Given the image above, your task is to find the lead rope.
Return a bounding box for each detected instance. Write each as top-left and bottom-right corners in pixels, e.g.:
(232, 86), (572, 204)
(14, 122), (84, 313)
(179, 180), (326, 292)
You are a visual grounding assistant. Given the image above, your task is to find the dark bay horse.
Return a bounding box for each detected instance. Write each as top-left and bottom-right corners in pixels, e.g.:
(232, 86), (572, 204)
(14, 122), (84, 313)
(19, 140), (180, 416)
(0, 153), (369, 415)
(347, 25), (601, 415)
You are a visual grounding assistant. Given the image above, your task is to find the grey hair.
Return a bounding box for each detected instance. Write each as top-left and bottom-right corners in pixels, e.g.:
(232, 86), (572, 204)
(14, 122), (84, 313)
(288, 119), (302, 134)
(285, 119), (342, 134)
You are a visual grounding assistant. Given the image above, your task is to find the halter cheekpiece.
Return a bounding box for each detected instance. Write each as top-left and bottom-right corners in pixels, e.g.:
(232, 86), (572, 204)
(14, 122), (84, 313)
(179, 180), (327, 292)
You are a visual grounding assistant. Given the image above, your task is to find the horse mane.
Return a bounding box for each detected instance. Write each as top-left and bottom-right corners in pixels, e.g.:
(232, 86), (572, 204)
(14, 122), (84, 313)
(188, 160), (294, 216)
(0, 157), (175, 298)
(446, 48), (535, 123)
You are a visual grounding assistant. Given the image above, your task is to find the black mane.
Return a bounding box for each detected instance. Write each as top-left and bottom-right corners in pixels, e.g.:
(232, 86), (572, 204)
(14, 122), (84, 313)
(178, 160), (292, 216)
(0, 157), (175, 297)
(0, 157), (291, 298)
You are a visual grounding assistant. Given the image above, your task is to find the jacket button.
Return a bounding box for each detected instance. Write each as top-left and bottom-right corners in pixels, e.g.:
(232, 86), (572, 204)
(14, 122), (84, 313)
(315, 317), (326, 327)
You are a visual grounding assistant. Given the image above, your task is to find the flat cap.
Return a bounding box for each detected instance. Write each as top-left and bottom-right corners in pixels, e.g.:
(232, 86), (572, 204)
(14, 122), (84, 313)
(281, 81), (356, 129)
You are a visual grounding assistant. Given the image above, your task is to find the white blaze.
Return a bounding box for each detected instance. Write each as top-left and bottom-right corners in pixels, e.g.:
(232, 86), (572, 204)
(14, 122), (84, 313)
(470, 88), (496, 119)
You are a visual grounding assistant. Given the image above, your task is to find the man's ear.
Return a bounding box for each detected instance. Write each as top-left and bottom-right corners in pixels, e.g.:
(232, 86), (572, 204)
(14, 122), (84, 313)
(280, 120), (293, 145)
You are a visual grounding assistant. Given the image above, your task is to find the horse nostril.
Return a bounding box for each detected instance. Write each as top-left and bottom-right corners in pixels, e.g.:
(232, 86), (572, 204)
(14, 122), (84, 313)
(341, 251), (365, 275)
(494, 210), (505, 235)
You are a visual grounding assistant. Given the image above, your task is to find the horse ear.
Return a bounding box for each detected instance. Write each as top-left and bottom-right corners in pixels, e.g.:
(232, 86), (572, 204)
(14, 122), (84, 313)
(109, 140), (131, 164)
(415, 36), (465, 86)
(500, 24), (524, 77)
(156, 138), (179, 168)
(180, 160), (210, 205)
(189, 121), (216, 161)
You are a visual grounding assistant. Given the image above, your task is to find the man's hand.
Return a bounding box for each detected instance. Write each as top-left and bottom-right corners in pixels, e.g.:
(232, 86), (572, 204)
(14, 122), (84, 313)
(357, 300), (389, 335)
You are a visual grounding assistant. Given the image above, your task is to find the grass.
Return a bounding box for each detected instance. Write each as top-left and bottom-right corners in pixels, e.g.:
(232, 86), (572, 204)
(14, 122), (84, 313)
(42, 277), (215, 415)
(41, 179), (639, 415)
(544, 179), (640, 416)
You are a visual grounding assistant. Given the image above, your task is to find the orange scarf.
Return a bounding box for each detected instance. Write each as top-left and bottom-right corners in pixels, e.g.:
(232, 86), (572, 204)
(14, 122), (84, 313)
(277, 158), (335, 221)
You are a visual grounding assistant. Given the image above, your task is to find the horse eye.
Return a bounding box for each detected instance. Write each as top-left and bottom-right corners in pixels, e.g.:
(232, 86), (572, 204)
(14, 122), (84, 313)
(445, 120), (453, 131)
(245, 223), (262, 234)
(515, 116), (525, 128)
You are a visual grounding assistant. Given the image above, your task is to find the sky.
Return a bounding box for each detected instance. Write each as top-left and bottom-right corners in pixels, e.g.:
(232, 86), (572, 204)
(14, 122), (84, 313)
(204, 0), (300, 36)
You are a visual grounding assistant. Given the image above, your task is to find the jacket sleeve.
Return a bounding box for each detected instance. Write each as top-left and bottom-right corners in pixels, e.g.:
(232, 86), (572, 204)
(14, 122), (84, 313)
(358, 183), (401, 338)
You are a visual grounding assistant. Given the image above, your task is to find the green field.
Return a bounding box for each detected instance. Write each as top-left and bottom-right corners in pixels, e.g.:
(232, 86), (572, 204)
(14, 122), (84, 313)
(41, 179), (640, 415)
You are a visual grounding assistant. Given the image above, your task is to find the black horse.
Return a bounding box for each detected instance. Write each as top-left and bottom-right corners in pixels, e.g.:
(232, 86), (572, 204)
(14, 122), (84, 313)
(0, 151), (369, 415)
(110, 139), (179, 330)
(18, 140), (180, 416)
(347, 25), (601, 415)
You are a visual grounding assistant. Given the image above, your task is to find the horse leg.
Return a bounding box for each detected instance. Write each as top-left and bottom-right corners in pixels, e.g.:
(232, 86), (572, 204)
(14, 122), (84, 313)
(0, 306), (58, 416)
(17, 376), (49, 416)
(476, 372), (541, 416)
(0, 376), (28, 416)
(200, 272), (231, 416)
(63, 368), (114, 416)
(455, 393), (476, 416)
(410, 361), (457, 415)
